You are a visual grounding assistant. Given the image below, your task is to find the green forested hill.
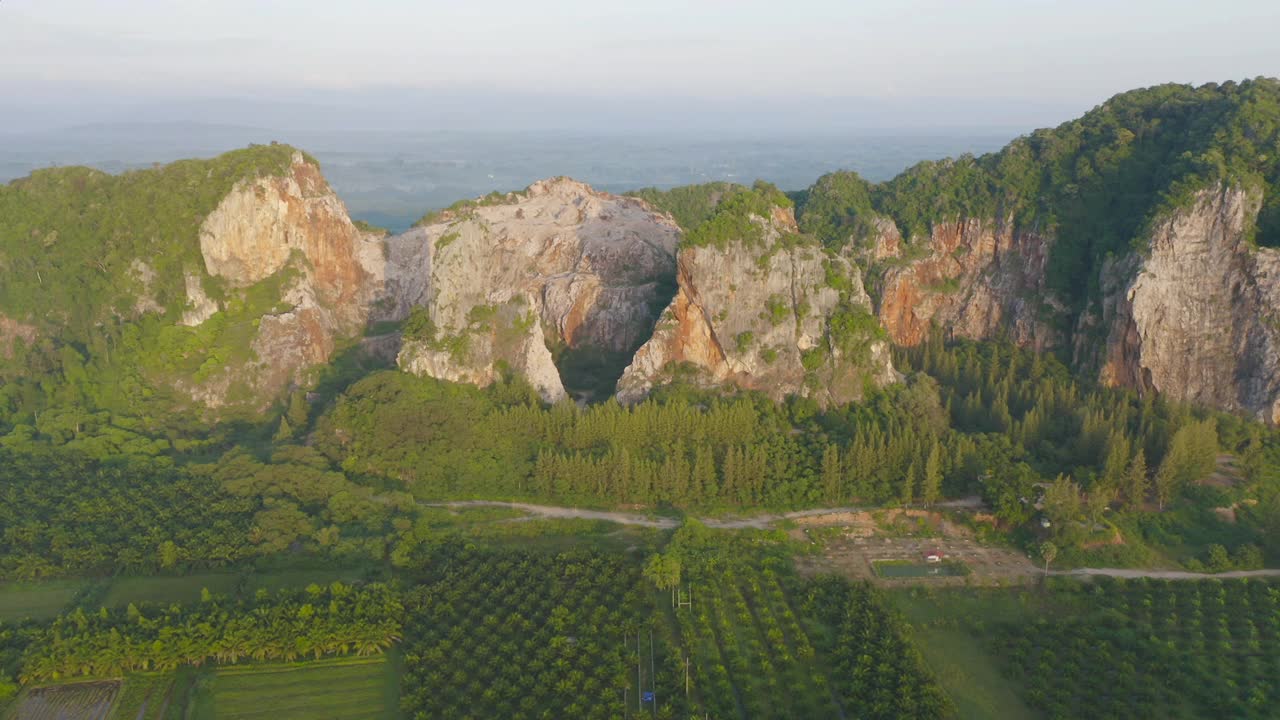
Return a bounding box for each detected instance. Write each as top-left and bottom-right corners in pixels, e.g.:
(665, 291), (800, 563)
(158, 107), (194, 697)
(0, 144), (309, 338)
(0, 145), (326, 436)
(798, 78), (1280, 308)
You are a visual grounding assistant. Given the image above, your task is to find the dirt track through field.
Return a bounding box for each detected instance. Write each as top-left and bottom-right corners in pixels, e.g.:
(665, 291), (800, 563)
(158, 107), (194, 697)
(427, 500), (1280, 580)
(425, 500), (681, 528)
(1054, 567), (1280, 579)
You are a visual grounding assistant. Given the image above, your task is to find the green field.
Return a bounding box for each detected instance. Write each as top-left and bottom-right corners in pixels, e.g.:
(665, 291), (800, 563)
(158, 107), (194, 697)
(5, 681), (120, 720)
(890, 588), (1046, 719)
(102, 573), (242, 608)
(106, 673), (175, 720)
(240, 566), (369, 594)
(100, 567), (375, 608)
(187, 656), (399, 720)
(0, 580), (88, 622)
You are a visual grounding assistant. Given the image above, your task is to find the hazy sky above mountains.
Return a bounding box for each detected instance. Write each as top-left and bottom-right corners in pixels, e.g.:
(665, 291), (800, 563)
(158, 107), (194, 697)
(3, 0), (1277, 134)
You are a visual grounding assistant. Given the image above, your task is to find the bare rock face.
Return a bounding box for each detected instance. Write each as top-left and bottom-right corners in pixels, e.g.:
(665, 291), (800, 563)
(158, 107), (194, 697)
(390, 178), (680, 401)
(874, 216), (1062, 350)
(617, 207), (897, 405)
(182, 152), (388, 409)
(1087, 185), (1280, 422)
(178, 273), (219, 327)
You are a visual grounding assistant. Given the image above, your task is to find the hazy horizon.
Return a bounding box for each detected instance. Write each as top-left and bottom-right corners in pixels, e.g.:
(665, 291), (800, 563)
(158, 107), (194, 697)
(4, 0), (1277, 230)
(5, 1), (1279, 135)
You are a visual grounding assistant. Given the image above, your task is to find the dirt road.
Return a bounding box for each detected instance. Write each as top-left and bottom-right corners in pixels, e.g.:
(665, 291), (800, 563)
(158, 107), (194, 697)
(1055, 567), (1280, 580)
(430, 500), (1280, 580)
(426, 500), (681, 529)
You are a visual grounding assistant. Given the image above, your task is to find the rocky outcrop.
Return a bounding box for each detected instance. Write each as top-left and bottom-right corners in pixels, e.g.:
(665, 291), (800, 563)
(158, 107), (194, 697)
(389, 178), (680, 401)
(1088, 185), (1280, 422)
(180, 152), (388, 410)
(617, 206), (897, 405)
(873, 216), (1063, 351)
(179, 274), (219, 327)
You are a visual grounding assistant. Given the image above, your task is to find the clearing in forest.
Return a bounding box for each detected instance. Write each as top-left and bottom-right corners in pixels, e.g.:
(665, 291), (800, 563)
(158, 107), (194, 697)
(186, 656), (399, 720)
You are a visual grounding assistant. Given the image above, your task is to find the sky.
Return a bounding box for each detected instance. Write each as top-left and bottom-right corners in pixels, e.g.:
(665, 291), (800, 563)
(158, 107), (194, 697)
(2, 0), (1278, 133)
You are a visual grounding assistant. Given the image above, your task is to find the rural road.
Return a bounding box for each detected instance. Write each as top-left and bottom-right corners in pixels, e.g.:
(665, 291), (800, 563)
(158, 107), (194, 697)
(425, 500), (681, 528)
(429, 500), (1280, 580)
(427, 500), (878, 530)
(1055, 567), (1280, 580)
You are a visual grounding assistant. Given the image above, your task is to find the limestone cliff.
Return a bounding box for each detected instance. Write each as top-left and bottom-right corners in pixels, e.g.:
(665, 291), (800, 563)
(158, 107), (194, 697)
(177, 152), (388, 410)
(1084, 185), (1280, 422)
(389, 178), (680, 401)
(871, 216), (1063, 351)
(617, 206), (897, 405)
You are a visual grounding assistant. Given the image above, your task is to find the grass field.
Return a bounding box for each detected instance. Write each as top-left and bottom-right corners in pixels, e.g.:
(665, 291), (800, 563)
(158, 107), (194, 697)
(187, 656), (399, 720)
(106, 673), (175, 720)
(0, 580), (88, 621)
(102, 573), (242, 608)
(4, 681), (120, 720)
(100, 566), (374, 608)
(890, 588), (1047, 719)
(240, 566), (368, 594)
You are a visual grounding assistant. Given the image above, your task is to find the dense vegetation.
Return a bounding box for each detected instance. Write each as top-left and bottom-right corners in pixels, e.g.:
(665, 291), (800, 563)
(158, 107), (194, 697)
(995, 578), (1280, 719)
(401, 550), (656, 720)
(0, 445), (417, 581)
(0, 143), (308, 339)
(655, 523), (950, 719)
(310, 335), (1280, 568)
(626, 181), (749, 231)
(798, 78), (1280, 312)
(0, 143), (328, 431)
(18, 582), (401, 683)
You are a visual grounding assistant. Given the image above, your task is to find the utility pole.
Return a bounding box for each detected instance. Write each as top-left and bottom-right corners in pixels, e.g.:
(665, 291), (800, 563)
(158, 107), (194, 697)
(637, 630), (642, 714)
(685, 654), (690, 698)
(650, 627), (656, 718)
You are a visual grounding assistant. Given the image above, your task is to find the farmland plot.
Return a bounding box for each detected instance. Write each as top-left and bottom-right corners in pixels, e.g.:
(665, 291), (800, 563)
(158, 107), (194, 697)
(187, 656), (398, 720)
(7, 681), (120, 720)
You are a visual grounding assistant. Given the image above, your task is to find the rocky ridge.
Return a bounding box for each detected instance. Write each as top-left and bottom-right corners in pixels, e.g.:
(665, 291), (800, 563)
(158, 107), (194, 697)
(388, 178), (680, 402)
(617, 204), (897, 405)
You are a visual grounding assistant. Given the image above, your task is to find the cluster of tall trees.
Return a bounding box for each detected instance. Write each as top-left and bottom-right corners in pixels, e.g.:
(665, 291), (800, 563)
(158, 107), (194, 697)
(318, 336), (1237, 523)
(18, 582), (401, 683)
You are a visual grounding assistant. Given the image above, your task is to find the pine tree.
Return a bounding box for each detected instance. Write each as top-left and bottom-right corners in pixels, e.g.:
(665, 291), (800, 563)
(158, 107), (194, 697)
(722, 446), (740, 502)
(1100, 431), (1131, 490)
(286, 390), (309, 428)
(273, 417), (293, 442)
(692, 445), (716, 503)
(821, 444), (842, 503)
(1125, 449), (1149, 510)
(921, 442), (942, 507)
(901, 460), (917, 506)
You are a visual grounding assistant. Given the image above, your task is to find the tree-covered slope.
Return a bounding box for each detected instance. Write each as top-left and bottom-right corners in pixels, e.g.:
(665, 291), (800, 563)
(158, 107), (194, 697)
(800, 78), (1280, 309)
(0, 145), (310, 339)
(0, 144), (380, 437)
